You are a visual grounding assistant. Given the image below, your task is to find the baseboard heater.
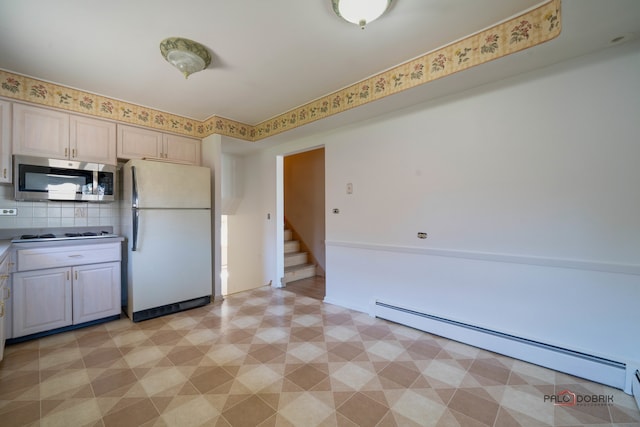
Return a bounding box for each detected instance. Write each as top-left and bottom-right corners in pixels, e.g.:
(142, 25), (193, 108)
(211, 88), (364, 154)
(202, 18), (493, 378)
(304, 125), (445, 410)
(374, 301), (627, 391)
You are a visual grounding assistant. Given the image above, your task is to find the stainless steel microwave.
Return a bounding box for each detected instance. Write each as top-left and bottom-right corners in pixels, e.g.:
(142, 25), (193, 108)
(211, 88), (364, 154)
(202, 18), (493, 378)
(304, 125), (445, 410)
(14, 155), (116, 202)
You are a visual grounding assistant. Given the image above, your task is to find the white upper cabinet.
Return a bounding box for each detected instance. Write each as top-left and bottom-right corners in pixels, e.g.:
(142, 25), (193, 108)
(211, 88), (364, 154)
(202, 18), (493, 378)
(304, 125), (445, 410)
(117, 124), (163, 160)
(0, 100), (11, 183)
(12, 104), (200, 166)
(13, 104), (69, 159)
(70, 115), (117, 164)
(117, 124), (201, 165)
(13, 104), (116, 165)
(163, 133), (201, 165)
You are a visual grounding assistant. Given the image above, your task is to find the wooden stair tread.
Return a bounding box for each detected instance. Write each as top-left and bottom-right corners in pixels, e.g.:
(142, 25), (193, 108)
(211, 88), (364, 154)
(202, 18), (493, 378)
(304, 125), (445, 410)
(284, 263), (315, 272)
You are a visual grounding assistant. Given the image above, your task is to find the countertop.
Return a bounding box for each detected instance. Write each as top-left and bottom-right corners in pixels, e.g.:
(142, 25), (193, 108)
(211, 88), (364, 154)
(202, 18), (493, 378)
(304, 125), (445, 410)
(0, 240), (11, 259)
(10, 235), (124, 250)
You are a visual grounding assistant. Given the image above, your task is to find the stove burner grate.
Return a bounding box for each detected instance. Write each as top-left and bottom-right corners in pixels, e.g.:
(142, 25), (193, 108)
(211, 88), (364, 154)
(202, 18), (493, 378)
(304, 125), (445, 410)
(20, 233), (56, 239)
(13, 230), (115, 243)
(64, 232), (98, 237)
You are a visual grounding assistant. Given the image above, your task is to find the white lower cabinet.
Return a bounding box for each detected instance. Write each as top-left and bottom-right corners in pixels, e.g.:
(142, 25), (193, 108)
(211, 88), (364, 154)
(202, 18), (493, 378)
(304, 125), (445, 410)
(73, 262), (120, 324)
(12, 242), (121, 339)
(13, 268), (72, 337)
(0, 297), (4, 361)
(0, 251), (12, 361)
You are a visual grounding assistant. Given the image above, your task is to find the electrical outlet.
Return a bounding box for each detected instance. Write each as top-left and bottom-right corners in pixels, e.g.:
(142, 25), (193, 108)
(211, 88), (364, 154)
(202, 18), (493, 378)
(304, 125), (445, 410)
(0, 208), (17, 216)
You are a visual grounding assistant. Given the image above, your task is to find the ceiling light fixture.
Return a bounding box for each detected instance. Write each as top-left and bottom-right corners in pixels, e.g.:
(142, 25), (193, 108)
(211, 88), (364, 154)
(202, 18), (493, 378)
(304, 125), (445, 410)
(160, 37), (211, 79)
(332, 0), (392, 29)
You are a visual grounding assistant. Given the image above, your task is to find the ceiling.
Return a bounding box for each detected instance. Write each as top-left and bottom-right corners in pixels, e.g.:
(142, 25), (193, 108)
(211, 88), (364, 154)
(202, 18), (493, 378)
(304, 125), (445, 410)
(1, 0), (639, 154)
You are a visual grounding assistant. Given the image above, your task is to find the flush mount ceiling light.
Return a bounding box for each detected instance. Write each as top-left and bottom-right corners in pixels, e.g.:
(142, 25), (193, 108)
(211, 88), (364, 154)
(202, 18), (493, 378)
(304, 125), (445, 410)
(160, 37), (211, 79)
(332, 0), (392, 29)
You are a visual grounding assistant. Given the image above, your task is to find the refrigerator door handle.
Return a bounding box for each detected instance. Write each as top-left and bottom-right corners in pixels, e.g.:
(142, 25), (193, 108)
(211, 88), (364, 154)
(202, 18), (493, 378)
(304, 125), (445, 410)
(131, 166), (139, 208)
(132, 208), (139, 251)
(131, 166), (140, 251)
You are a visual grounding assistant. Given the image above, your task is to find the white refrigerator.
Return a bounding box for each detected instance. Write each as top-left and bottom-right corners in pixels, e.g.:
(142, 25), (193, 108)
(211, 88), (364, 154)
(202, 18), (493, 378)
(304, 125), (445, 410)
(122, 159), (212, 322)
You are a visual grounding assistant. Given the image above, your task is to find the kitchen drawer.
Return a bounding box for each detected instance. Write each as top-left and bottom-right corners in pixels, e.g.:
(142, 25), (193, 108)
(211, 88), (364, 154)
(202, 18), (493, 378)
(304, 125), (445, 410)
(17, 243), (121, 272)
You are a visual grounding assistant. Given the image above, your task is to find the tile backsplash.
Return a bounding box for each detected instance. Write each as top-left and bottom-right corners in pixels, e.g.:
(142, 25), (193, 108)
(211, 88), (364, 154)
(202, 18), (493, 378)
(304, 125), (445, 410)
(0, 184), (120, 232)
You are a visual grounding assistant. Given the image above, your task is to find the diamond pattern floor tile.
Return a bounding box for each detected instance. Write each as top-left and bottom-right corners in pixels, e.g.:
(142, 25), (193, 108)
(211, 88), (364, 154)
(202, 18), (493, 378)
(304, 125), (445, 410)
(1, 286), (638, 426)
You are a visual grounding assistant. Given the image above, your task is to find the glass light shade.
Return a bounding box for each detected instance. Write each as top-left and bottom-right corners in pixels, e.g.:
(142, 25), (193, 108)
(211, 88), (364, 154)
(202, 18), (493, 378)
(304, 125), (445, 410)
(166, 51), (206, 78)
(332, 0), (392, 29)
(160, 37), (211, 79)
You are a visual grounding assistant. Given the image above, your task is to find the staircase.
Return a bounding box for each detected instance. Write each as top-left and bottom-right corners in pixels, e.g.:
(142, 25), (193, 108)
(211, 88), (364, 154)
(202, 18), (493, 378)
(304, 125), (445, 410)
(284, 228), (316, 284)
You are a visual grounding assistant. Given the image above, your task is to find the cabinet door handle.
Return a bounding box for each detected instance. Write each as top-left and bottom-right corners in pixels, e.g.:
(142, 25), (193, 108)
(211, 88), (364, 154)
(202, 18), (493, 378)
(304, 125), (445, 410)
(68, 254), (83, 258)
(0, 301), (4, 318)
(75, 271), (78, 280)
(2, 168), (6, 178)
(67, 271), (70, 280)
(4, 287), (9, 300)
(65, 147), (68, 157)
(72, 148), (77, 158)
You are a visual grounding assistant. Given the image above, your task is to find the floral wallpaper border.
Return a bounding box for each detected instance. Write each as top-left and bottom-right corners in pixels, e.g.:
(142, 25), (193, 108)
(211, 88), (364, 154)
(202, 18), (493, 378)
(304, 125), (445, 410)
(0, 0), (560, 143)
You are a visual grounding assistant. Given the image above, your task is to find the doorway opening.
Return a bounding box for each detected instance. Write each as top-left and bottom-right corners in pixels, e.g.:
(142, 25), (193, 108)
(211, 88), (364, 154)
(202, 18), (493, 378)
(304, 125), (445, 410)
(221, 214), (228, 295)
(277, 146), (326, 299)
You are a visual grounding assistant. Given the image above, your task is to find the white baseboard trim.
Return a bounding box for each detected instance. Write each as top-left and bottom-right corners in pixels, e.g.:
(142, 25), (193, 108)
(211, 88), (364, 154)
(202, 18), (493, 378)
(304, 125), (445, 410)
(322, 297), (368, 314)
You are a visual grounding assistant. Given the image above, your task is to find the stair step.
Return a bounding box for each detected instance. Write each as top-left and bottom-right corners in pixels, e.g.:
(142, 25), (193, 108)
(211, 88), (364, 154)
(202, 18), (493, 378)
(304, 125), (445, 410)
(284, 252), (308, 267)
(284, 263), (316, 283)
(284, 229), (293, 241)
(284, 240), (300, 254)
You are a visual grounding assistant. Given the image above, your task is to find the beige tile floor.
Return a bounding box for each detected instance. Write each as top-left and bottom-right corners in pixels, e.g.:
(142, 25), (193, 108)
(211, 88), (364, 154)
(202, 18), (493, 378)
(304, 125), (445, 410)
(284, 276), (326, 300)
(1, 285), (639, 426)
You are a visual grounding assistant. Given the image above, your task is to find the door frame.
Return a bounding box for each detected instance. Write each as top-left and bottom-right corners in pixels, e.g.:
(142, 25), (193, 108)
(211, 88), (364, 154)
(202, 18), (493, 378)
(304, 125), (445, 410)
(275, 145), (325, 287)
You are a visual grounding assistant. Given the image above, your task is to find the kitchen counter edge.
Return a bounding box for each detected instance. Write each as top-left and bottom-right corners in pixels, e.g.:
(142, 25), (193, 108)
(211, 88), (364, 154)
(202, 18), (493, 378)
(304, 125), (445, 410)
(3, 236), (124, 253)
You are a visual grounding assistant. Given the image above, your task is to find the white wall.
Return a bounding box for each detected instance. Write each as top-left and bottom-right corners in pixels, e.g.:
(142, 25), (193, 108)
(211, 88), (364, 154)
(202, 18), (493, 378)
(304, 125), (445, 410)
(220, 153), (243, 215)
(227, 41), (640, 374)
(201, 134), (223, 298)
(225, 149), (279, 294)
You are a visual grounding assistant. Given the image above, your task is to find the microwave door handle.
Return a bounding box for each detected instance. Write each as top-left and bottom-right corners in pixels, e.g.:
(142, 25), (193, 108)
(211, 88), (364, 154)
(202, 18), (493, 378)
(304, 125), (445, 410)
(131, 166), (139, 251)
(93, 171), (99, 196)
